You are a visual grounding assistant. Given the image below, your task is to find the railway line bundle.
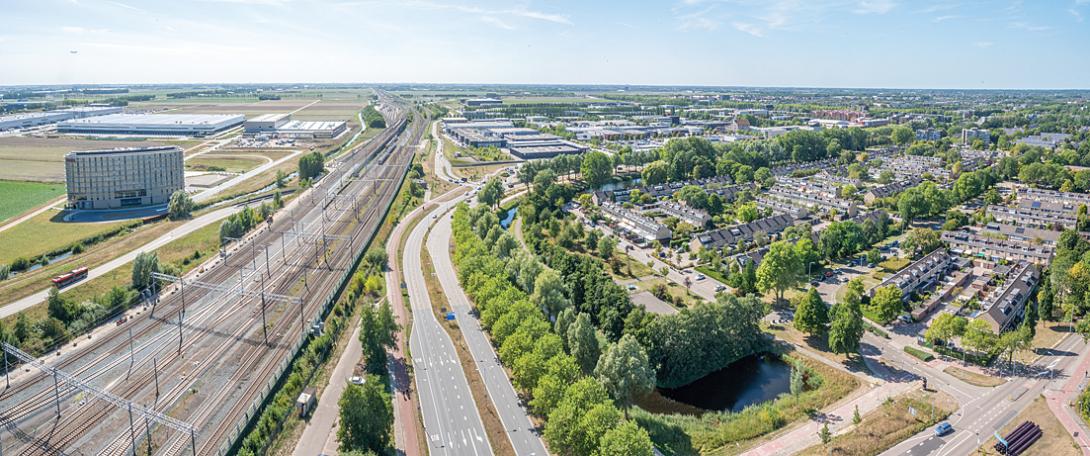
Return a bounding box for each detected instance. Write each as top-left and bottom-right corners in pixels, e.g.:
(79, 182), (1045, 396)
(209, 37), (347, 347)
(0, 95), (426, 455)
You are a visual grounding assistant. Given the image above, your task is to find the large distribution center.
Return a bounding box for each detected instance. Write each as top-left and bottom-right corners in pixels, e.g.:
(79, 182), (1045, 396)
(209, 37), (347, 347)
(64, 146), (184, 209)
(0, 106), (122, 131)
(58, 113), (245, 137)
(243, 113), (347, 139)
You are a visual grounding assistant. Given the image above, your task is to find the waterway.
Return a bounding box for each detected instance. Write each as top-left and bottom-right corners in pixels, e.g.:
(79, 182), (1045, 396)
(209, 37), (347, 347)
(657, 353), (792, 413)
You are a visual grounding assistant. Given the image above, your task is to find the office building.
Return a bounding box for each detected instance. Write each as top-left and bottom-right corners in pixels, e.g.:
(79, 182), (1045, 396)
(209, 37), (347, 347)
(59, 113), (245, 137)
(65, 146), (184, 209)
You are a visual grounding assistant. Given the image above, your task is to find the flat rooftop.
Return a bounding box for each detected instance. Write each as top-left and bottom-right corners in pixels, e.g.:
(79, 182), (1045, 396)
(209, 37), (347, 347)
(249, 113), (291, 123)
(278, 120), (346, 132)
(62, 113), (245, 126)
(67, 145), (182, 157)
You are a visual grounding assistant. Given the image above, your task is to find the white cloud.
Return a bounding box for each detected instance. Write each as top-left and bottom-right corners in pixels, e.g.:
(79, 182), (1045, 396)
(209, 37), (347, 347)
(1009, 21), (1051, 32)
(854, 0), (897, 14)
(732, 21), (764, 36)
(1070, 8), (1084, 22)
(678, 7), (720, 31)
(932, 15), (960, 22)
(479, 16), (515, 30)
(973, 40), (994, 48)
(402, 1), (572, 26)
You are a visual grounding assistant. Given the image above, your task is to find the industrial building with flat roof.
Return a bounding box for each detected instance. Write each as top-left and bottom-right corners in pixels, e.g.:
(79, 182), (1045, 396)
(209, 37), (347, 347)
(65, 146), (184, 210)
(243, 113), (347, 139)
(59, 113), (245, 137)
(0, 106), (122, 131)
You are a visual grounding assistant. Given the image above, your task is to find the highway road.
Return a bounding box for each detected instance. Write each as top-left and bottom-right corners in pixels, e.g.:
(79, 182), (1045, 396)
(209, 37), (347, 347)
(405, 193), (493, 456)
(429, 204), (549, 456)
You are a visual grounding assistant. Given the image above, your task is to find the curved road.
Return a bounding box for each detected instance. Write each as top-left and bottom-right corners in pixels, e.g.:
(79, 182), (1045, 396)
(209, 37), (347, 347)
(428, 204), (548, 455)
(405, 193), (493, 456)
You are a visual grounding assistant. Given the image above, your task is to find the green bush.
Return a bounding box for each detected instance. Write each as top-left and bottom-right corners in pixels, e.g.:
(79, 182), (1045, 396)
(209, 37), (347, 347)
(903, 346), (935, 361)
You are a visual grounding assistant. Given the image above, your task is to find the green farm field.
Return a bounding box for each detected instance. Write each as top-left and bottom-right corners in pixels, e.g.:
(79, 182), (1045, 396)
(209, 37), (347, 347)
(0, 180), (65, 222)
(0, 136), (200, 182)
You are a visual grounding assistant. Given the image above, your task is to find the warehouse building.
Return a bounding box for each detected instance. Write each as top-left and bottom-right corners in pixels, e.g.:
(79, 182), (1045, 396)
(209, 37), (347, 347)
(244, 113), (347, 139)
(65, 146), (184, 210)
(59, 113), (245, 137)
(0, 106), (122, 131)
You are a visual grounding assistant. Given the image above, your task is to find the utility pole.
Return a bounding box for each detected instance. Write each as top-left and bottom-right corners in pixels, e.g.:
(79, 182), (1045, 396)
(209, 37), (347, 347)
(128, 402), (136, 456)
(127, 328), (134, 380)
(260, 274), (268, 345)
(53, 369), (60, 417)
(265, 245), (271, 277)
(153, 357), (160, 399)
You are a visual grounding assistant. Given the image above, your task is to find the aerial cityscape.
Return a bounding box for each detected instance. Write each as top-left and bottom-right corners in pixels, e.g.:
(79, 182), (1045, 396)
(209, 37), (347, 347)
(1, 1), (1089, 456)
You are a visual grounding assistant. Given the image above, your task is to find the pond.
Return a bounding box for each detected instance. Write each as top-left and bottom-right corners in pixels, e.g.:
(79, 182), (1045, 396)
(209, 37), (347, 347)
(499, 207), (517, 229)
(657, 353), (792, 413)
(596, 177), (641, 192)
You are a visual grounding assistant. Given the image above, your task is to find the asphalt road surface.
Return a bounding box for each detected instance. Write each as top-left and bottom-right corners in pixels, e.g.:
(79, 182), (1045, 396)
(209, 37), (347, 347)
(429, 205), (548, 456)
(405, 194), (493, 456)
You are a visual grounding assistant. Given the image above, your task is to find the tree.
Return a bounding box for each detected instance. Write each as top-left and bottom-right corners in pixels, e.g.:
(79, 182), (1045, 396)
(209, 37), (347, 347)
(544, 378), (612, 454)
(568, 313), (601, 375)
(789, 364), (804, 400)
(794, 288), (829, 336)
(275, 169), (286, 188)
(756, 241), (800, 303)
(595, 334), (655, 417)
(892, 126), (915, 146)
(902, 228), (942, 258)
(167, 190), (194, 220)
(531, 269), (570, 321)
(962, 318), (998, 354)
(597, 235), (617, 261)
(924, 313), (966, 345)
(478, 177), (503, 209)
(337, 377), (392, 453)
(132, 251), (160, 291)
(870, 285), (904, 324)
(298, 151), (325, 181)
(641, 160), (668, 185)
(580, 151), (613, 188)
(853, 404), (862, 425)
(1038, 281), (1054, 321)
(828, 301), (863, 357)
(819, 423), (832, 444)
(47, 288), (74, 324)
(359, 301), (398, 375)
(596, 420), (655, 456)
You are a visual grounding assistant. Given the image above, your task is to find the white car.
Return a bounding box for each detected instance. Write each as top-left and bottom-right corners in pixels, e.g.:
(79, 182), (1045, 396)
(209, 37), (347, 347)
(349, 376), (365, 385)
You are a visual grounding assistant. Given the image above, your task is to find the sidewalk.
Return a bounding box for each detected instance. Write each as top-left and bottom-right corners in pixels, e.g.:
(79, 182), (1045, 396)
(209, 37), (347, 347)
(1044, 335), (1090, 454)
(743, 380), (918, 455)
(292, 323), (363, 455)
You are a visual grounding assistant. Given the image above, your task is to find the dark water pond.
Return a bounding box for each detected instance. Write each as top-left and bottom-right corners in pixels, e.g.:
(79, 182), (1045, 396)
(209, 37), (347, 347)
(658, 354), (792, 413)
(499, 207), (517, 229)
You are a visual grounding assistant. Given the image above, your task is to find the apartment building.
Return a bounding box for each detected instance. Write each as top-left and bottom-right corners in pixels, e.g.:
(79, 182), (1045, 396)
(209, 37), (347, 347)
(864, 178), (922, 204)
(871, 248), (953, 300)
(941, 229), (1053, 265)
(690, 213), (798, 252)
(657, 201), (712, 228)
(978, 261), (1039, 333)
(600, 201), (672, 243)
(987, 204), (1076, 231)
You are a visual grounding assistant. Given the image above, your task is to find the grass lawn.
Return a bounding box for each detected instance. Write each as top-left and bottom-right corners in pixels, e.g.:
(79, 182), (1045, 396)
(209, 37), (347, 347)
(0, 180), (65, 222)
(943, 366), (1006, 387)
(186, 155), (267, 173)
(1018, 321), (1074, 364)
(0, 136), (197, 182)
(798, 389), (957, 456)
(878, 257), (911, 272)
(0, 210), (133, 264)
(633, 351), (861, 455)
(976, 395), (1078, 456)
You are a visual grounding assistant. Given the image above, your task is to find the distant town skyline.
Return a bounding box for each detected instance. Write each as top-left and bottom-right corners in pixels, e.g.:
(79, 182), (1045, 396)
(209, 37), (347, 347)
(2, 0), (1089, 89)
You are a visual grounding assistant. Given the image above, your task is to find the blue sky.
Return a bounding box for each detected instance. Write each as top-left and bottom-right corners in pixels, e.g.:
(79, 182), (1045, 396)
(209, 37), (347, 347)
(1, 0), (1088, 88)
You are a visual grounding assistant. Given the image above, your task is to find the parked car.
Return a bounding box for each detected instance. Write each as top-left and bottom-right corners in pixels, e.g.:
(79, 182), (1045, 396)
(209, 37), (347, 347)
(627, 284), (637, 291)
(715, 284), (726, 292)
(810, 281), (820, 287)
(349, 376), (365, 385)
(696, 274), (706, 281)
(824, 271), (834, 278)
(934, 422), (953, 436)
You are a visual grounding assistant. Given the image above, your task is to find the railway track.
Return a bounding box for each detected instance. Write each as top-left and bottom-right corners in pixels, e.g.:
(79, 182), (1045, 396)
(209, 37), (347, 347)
(0, 94), (423, 455)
